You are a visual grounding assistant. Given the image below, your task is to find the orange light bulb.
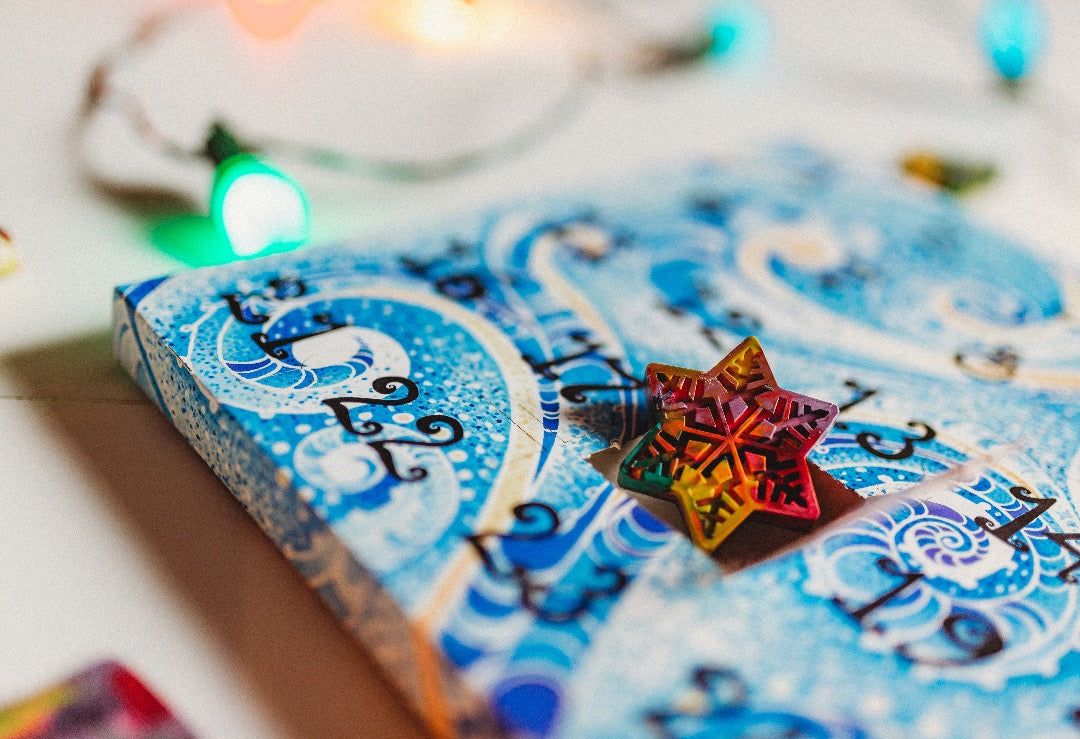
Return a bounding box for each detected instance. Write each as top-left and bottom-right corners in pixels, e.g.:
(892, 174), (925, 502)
(225, 0), (315, 39)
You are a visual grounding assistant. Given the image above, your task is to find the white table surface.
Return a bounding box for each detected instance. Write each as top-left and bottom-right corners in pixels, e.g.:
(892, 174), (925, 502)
(2, 1), (1079, 737)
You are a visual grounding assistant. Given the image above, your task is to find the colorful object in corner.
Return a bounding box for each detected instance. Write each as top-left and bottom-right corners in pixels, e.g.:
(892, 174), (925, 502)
(0, 228), (16, 277)
(204, 122), (309, 259)
(901, 151), (997, 195)
(0, 661), (193, 739)
(618, 337), (837, 553)
(978, 0), (1048, 82)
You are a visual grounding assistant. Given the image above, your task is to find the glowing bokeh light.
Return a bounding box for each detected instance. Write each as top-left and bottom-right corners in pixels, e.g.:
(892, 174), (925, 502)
(707, 0), (771, 66)
(0, 227), (17, 276)
(370, 0), (514, 50)
(150, 215), (233, 267)
(225, 0), (315, 39)
(210, 154), (309, 258)
(415, 0), (475, 46)
(978, 0), (1048, 82)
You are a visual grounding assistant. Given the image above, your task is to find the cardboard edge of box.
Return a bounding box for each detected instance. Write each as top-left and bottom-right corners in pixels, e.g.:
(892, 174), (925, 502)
(111, 280), (501, 738)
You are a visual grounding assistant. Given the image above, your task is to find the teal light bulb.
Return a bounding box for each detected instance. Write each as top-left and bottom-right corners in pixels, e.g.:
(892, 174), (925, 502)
(978, 0), (1048, 82)
(210, 154), (309, 258)
(706, 0), (770, 66)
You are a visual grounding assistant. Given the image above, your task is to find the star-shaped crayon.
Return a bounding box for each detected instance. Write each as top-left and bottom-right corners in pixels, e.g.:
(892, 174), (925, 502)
(618, 337), (838, 553)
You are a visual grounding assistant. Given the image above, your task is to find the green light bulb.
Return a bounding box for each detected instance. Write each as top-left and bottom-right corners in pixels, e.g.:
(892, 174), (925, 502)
(205, 123), (309, 259)
(210, 153), (309, 257)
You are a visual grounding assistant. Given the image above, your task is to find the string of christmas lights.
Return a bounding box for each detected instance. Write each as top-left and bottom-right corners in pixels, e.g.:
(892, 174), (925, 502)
(79, 0), (1054, 261)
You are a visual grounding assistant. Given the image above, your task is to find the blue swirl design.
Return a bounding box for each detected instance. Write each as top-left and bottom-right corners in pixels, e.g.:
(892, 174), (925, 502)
(897, 503), (991, 569)
(487, 152), (1075, 394)
(498, 222), (652, 450)
(752, 180), (1063, 341)
(810, 420), (967, 497)
(644, 665), (866, 739)
(400, 245), (566, 480)
(120, 152), (1080, 736)
(803, 470), (1080, 683)
(222, 301), (376, 390)
(440, 491), (671, 735)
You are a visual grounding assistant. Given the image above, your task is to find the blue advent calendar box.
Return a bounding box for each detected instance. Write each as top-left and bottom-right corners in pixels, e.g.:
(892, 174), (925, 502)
(113, 149), (1080, 737)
